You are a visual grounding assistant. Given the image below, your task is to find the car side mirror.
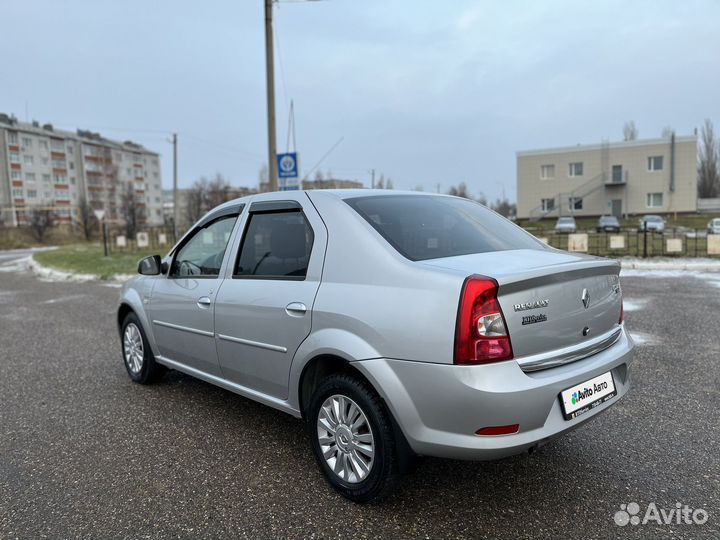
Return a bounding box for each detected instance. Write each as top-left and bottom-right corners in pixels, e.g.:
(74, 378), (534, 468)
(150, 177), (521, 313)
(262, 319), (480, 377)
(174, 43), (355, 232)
(138, 255), (164, 276)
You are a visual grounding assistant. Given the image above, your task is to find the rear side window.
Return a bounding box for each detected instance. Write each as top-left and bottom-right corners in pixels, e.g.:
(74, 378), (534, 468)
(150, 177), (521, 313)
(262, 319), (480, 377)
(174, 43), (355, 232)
(346, 195), (542, 261)
(234, 211), (313, 279)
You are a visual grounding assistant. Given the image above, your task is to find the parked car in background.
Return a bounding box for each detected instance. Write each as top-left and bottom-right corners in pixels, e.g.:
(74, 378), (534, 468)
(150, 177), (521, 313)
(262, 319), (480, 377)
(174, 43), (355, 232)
(118, 190), (633, 502)
(554, 216), (577, 234)
(708, 218), (720, 235)
(596, 215), (621, 233)
(639, 215), (665, 232)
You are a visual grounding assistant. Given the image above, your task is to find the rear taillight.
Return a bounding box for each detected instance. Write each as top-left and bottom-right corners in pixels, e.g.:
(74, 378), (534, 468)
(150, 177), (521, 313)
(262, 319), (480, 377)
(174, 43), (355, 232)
(454, 276), (513, 365)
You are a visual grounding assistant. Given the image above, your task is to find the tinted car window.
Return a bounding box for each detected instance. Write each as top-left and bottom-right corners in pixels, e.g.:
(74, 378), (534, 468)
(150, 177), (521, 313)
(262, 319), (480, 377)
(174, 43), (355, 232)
(235, 211), (313, 278)
(171, 215), (238, 277)
(346, 195), (542, 261)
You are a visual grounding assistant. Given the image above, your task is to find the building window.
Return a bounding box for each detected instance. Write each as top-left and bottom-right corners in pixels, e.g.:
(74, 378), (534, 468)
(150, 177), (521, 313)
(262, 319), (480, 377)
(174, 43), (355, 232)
(541, 198), (555, 212)
(568, 197), (583, 211)
(53, 174), (67, 184)
(69, 162), (75, 170)
(39, 140), (48, 151)
(67, 144), (74, 154)
(11, 170), (22, 180)
(9, 152), (20, 163)
(42, 157), (49, 165)
(647, 156), (663, 171)
(12, 188), (23, 197)
(42, 174), (51, 183)
(52, 159), (65, 168)
(568, 162), (584, 177)
(26, 172), (36, 182)
(540, 164), (555, 180)
(646, 192), (663, 208)
(27, 189), (37, 199)
(24, 155), (34, 165)
(8, 131), (18, 144)
(51, 139), (64, 151)
(70, 176), (76, 184)
(22, 137), (32, 149)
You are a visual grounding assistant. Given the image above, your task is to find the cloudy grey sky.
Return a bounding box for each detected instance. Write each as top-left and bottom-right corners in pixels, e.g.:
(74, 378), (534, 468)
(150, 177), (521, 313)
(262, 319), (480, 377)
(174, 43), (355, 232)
(3, 0), (719, 201)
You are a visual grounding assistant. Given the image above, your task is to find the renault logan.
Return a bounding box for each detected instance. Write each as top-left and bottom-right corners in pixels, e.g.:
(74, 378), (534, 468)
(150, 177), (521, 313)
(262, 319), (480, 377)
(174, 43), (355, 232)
(118, 190), (634, 502)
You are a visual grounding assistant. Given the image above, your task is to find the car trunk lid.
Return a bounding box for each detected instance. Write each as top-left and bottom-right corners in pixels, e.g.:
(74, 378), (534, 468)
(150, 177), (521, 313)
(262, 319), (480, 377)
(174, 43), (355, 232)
(422, 249), (623, 367)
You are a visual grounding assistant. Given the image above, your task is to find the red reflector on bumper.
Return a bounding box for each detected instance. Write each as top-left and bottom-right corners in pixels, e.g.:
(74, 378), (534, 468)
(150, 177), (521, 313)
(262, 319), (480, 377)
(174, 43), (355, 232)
(475, 424), (519, 436)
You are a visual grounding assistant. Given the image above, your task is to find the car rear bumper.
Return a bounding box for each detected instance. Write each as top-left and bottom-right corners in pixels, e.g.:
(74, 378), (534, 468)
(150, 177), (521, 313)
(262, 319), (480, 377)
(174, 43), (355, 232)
(354, 326), (634, 460)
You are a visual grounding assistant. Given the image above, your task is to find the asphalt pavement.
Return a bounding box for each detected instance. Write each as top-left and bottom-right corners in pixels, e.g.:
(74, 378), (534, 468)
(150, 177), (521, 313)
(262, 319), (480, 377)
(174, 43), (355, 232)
(0, 250), (718, 539)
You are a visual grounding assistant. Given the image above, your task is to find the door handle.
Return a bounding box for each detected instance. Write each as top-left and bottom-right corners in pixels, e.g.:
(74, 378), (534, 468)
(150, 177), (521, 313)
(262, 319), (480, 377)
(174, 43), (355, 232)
(197, 296), (212, 308)
(285, 302), (307, 316)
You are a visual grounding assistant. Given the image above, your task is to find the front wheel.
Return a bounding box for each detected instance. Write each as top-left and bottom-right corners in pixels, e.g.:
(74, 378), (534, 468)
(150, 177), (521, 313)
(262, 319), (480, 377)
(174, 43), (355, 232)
(121, 313), (165, 384)
(307, 373), (400, 503)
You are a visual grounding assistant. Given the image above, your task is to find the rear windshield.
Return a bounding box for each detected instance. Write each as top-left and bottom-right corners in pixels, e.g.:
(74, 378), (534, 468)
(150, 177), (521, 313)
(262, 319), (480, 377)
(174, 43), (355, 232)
(345, 195), (543, 261)
(558, 218), (575, 223)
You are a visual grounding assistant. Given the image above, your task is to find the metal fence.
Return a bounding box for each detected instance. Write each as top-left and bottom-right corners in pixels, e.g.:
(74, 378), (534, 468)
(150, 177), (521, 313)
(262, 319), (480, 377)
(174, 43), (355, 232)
(528, 229), (720, 258)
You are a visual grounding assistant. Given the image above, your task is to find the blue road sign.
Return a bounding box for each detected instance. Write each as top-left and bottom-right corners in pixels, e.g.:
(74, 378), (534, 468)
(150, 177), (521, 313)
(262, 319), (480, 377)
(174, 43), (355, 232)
(277, 152), (298, 179)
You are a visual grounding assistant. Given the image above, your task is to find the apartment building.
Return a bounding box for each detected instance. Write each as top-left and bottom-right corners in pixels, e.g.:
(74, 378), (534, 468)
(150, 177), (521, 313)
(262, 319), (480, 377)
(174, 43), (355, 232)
(0, 113), (163, 227)
(516, 135), (697, 220)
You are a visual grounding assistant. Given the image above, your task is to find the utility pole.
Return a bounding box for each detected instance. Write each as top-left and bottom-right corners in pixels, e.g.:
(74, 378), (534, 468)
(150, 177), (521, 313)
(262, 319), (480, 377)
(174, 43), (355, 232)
(172, 133), (178, 241)
(264, 0), (278, 192)
(370, 169), (375, 189)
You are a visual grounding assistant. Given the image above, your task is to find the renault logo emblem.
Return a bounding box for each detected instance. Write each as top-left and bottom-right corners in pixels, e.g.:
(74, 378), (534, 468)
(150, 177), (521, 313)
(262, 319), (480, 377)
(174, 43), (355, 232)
(581, 288), (590, 309)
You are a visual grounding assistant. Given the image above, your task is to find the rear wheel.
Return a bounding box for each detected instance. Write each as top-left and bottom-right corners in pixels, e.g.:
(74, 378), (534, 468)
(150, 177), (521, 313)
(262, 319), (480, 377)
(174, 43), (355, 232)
(121, 313), (165, 384)
(307, 373), (400, 503)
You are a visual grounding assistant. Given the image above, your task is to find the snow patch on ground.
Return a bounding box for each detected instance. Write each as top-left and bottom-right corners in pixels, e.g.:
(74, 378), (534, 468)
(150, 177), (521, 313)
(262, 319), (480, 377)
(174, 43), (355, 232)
(27, 256), (132, 283)
(622, 298), (647, 312)
(0, 256), (30, 273)
(620, 257), (720, 272)
(629, 331), (660, 346)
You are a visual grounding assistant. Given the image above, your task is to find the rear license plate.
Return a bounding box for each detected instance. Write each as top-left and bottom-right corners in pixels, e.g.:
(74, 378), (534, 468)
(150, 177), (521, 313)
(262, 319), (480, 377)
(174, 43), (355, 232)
(559, 371), (617, 420)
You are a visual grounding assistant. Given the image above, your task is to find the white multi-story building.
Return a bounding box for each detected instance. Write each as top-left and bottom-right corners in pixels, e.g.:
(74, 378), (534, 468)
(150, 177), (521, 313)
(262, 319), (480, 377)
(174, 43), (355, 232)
(0, 113), (163, 227)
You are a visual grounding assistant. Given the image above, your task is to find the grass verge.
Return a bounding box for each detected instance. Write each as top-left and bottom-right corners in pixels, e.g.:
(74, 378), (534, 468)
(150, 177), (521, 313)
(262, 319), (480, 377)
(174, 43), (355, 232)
(33, 244), (159, 280)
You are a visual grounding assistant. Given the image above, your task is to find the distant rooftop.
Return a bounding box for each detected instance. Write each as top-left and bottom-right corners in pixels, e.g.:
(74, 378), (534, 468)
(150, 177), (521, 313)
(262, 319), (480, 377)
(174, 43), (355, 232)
(517, 134), (697, 157)
(0, 112), (158, 155)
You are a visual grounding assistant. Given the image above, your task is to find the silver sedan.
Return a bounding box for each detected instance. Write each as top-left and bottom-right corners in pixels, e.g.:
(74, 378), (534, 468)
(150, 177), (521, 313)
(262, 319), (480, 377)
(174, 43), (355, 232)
(118, 190), (634, 502)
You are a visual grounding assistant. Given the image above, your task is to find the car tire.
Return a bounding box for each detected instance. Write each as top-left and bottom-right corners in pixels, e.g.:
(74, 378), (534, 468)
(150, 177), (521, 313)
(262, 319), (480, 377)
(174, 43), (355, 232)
(121, 313), (166, 384)
(307, 373), (400, 503)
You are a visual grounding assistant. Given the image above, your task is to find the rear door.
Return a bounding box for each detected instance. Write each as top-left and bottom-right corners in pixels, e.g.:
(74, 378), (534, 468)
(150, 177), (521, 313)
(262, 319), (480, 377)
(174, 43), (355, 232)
(214, 195), (326, 400)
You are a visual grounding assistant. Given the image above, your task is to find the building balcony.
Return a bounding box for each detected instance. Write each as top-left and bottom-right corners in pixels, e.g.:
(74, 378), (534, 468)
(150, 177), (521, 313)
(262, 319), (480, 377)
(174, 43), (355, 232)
(605, 169), (628, 187)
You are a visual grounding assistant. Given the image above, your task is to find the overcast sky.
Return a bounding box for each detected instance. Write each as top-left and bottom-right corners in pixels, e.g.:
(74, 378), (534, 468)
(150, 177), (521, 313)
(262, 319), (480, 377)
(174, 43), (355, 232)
(3, 0), (720, 201)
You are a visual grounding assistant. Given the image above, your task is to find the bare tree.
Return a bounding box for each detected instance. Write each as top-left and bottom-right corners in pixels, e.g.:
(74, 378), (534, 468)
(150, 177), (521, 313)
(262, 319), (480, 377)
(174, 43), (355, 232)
(661, 126), (674, 138)
(186, 174), (234, 225)
(77, 197), (96, 241)
(120, 182), (144, 238)
(385, 178), (394, 189)
(414, 185), (424, 192)
(698, 119), (720, 199)
(623, 121), (638, 141)
(314, 169), (325, 182)
(375, 174), (385, 189)
(447, 182), (470, 198)
(491, 197), (516, 218)
(27, 208), (55, 243)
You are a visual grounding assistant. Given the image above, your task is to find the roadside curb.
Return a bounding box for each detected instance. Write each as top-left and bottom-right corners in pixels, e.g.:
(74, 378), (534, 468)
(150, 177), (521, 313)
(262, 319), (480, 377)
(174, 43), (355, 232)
(619, 257), (720, 272)
(28, 255), (132, 283)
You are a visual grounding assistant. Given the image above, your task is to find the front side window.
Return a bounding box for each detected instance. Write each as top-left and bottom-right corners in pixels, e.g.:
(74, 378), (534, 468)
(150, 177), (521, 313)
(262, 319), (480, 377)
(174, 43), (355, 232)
(347, 195), (542, 261)
(171, 215), (238, 277)
(646, 192), (663, 208)
(235, 211), (313, 279)
(568, 162), (584, 177)
(648, 156), (664, 171)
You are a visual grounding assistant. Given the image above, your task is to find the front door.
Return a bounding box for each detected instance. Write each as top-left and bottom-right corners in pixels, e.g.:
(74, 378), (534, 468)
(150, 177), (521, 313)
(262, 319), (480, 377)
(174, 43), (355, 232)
(214, 198), (326, 400)
(611, 199), (622, 219)
(149, 213), (239, 376)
